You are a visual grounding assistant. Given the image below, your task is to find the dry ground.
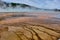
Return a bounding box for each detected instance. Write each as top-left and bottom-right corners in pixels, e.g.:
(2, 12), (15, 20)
(0, 12), (60, 40)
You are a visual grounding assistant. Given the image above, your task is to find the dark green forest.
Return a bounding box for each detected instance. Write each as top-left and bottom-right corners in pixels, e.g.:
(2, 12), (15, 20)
(9, 3), (31, 8)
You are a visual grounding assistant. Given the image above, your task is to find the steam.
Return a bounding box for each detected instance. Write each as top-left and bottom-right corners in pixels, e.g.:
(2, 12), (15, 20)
(1, 0), (60, 9)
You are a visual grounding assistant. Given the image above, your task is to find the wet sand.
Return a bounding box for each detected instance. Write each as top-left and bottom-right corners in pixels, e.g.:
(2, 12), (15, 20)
(0, 12), (60, 40)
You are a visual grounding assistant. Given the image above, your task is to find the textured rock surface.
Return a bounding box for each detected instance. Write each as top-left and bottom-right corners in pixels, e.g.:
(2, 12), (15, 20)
(0, 12), (60, 40)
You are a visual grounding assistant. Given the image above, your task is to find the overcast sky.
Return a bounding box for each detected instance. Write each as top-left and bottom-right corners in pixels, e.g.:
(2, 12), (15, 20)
(1, 0), (60, 9)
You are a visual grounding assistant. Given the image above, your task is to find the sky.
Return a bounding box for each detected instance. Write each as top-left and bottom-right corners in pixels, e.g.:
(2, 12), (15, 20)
(1, 0), (60, 9)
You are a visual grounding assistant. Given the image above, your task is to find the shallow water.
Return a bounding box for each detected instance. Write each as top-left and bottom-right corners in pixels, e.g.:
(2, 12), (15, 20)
(0, 7), (60, 18)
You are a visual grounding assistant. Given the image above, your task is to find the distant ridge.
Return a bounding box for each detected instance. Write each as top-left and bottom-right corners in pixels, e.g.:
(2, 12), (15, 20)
(1, 0), (60, 9)
(0, 0), (60, 12)
(0, 0), (40, 10)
